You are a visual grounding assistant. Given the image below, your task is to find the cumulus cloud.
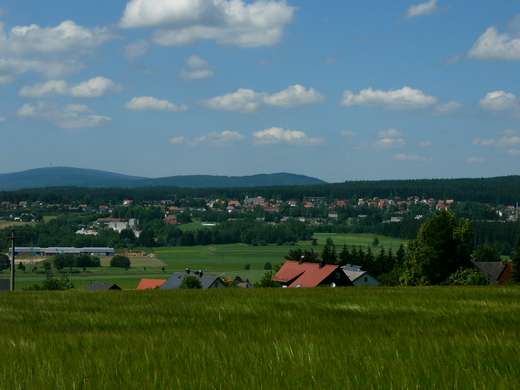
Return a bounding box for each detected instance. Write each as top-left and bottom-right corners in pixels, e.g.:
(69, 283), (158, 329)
(20, 77), (118, 98)
(206, 84), (323, 112)
(124, 40), (149, 59)
(180, 55), (214, 80)
(0, 116), (6, 123)
(474, 130), (520, 151)
(17, 102), (110, 129)
(342, 86), (437, 110)
(0, 20), (111, 79)
(193, 130), (244, 145)
(480, 90), (519, 112)
(0, 74), (15, 84)
(263, 84), (323, 107)
(436, 101), (462, 114)
(407, 0), (438, 18)
(253, 127), (322, 145)
(126, 96), (188, 112)
(375, 129), (406, 149)
(394, 153), (428, 162)
(120, 0), (295, 48)
(419, 140), (433, 148)
(469, 27), (520, 60)
(341, 130), (356, 140)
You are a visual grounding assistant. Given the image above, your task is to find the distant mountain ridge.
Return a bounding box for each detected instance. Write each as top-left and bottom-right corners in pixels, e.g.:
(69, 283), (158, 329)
(0, 167), (326, 190)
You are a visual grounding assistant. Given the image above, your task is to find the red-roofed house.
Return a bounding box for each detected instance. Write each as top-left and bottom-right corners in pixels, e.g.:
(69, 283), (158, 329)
(273, 261), (352, 288)
(137, 279), (167, 290)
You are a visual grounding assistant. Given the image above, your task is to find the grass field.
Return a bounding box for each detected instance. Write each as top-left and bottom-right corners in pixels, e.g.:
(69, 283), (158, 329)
(0, 287), (518, 389)
(3, 233), (406, 289)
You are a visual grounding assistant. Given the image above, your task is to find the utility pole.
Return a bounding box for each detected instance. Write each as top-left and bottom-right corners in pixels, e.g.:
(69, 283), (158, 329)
(10, 230), (15, 292)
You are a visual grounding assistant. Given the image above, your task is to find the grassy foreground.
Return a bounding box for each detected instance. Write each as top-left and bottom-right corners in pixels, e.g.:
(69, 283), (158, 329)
(0, 287), (519, 389)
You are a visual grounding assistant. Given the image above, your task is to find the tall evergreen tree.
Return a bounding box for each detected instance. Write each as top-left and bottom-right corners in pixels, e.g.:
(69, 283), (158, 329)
(513, 239), (520, 284)
(321, 238), (337, 264)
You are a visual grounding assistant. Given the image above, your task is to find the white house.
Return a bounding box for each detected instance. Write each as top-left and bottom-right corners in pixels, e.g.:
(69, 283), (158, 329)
(342, 265), (380, 286)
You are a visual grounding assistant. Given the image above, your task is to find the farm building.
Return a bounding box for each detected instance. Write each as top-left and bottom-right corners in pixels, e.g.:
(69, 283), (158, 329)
(472, 261), (513, 285)
(273, 261), (353, 288)
(87, 283), (122, 291)
(14, 247), (114, 256)
(342, 265), (380, 286)
(137, 279), (167, 290)
(0, 279), (9, 292)
(161, 270), (226, 290)
(231, 276), (254, 288)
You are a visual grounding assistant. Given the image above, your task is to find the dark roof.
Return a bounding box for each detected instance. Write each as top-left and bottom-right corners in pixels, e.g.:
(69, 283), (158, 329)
(472, 261), (506, 284)
(161, 272), (223, 290)
(0, 279), (10, 292)
(87, 282), (122, 291)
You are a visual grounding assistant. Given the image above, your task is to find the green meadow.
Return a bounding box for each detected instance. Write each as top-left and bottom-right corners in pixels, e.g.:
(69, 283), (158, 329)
(5, 233), (406, 289)
(0, 287), (518, 389)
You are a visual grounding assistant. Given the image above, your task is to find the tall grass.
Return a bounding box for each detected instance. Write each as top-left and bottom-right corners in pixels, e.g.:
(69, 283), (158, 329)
(0, 287), (519, 389)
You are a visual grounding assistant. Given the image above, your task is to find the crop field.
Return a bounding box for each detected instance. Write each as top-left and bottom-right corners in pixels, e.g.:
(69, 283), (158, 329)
(0, 287), (518, 389)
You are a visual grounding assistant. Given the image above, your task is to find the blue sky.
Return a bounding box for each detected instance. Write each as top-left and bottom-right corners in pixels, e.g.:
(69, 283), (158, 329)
(1, 0), (520, 182)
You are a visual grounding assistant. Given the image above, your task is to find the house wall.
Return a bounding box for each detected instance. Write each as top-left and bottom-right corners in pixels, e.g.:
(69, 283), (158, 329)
(320, 269), (353, 287)
(353, 274), (380, 287)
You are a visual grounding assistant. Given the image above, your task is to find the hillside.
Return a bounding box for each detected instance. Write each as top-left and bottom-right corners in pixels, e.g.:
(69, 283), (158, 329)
(0, 167), (325, 190)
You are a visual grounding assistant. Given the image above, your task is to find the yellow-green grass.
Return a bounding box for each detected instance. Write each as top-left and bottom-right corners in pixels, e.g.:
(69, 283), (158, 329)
(0, 287), (518, 389)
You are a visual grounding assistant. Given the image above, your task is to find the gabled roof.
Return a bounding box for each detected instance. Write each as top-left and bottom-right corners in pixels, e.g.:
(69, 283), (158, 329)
(161, 272), (223, 290)
(273, 261), (340, 288)
(137, 279), (167, 290)
(472, 261), (506, 284)
(87, 282), (122, 291)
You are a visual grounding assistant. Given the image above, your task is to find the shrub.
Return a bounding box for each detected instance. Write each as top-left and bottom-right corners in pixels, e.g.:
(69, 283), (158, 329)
(448, 268), (488, 286)
(0, 254), (10, 271)
(110, 255), (131, 269)
(255, 272), (280, 288)
(264, 262), (273, 271)
(244, 264), (251, 270)
(180, 276), (202, 289)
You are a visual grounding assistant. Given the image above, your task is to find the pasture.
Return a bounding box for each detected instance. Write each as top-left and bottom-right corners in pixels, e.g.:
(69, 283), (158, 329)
(0, 287), (518, 389)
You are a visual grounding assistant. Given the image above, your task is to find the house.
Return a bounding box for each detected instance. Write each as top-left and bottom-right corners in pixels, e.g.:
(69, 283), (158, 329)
(342, 265), (380, 286)
(97, 218), (138, 233)
(473, 261), (513, 285)
(87, 282), (122, 291)
(273, 261), (352, 288)
(0, 279), (10, 292)
(15, 247), (114, 256)
(164, 215), (178, 225)
(137, 279), (167, 290)
(161, 270), (227, 290)
(232, 276), (254, 289)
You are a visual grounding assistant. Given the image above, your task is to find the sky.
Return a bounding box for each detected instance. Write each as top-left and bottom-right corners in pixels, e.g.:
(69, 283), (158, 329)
(1, 0), (520, 183)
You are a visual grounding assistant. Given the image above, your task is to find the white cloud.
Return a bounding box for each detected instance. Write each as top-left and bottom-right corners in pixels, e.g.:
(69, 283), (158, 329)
(0, 116), (5, 123)
(180, 55), (214, 80)
(419, 140), (433, 148)
(342, 86), (437, 110)
(0, 20), (111, 79)
(508, 149), (520, 156)
(194, 130), (244, 145)
(17, 102), (110, 129)
(120, 0), (295, 48)
(126, 96), (188, 112)
(206, 84), (323, 112)
(124, 40), (149, 59)
(480, 90), (519, 112)
(436, 101), (462, 113)
(375, 128), (406, 149)
(474, 130), (520, 150)
(206, 88), (263, 112)
(253, 127), (322, 145)
(407, 0), (438, 18)
(169, 136), (186, 145)
(19, 77), (118, 98)
(469, 27), (520, 60)
(0, 57), (81, 78)
(394, 153), (428, 162)
(263, 84), (324, 107)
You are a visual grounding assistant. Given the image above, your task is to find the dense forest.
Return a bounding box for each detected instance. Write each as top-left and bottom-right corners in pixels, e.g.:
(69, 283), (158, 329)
(1, 176), (520, 204)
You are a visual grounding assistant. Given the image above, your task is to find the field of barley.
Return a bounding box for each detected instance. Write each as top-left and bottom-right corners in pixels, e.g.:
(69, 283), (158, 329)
(0, 287), (519, 389)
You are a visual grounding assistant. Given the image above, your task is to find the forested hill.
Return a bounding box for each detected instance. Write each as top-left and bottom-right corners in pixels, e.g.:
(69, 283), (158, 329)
(0, 167), (325, 190)
(1, 176), (520, 204)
